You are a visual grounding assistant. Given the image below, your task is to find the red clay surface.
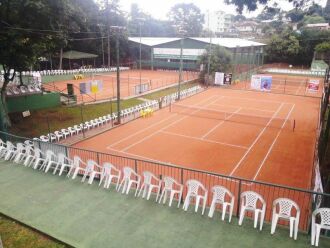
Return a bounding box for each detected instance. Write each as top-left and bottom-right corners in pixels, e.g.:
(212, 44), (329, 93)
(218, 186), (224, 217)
(73, 87), (320, 190)
(44, 69), (198, 103)
(72, 86), (321, 230)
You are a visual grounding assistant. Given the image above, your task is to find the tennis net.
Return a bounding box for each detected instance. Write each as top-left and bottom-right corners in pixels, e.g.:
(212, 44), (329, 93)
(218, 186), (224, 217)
(170, 103), (294, 130)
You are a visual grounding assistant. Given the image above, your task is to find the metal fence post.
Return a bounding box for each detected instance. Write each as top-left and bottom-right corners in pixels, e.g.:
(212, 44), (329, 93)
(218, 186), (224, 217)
(236, 180), (242, 216)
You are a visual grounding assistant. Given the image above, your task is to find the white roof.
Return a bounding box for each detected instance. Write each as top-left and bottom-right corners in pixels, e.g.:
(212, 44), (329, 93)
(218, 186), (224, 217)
(306, 23), (329, 27)
(128, 37), (266, 48)
(128, 37), (181, 47)
(190, 37), (266, 48)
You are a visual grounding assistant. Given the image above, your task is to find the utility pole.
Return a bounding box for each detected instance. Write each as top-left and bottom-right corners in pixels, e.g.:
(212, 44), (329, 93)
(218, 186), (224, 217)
(107, 0), (111, 68)
(178, 37), (183, 100)
(110, 26), (125, 124)
(137, 18), (145, 94)
(207, 10), (212, 87)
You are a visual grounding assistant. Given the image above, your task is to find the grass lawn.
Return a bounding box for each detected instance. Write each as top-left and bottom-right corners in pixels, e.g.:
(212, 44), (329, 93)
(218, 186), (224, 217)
(9, 80), (200, 138)
(0, 215), (66, 248)
(9, 98), (143, 138)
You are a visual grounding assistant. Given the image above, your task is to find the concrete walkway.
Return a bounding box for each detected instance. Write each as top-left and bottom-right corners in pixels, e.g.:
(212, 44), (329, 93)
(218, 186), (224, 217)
(0, 161), (329, 248)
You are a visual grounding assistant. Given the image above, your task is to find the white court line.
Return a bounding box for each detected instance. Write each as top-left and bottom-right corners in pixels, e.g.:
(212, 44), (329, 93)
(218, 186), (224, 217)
(210, 103), (275, 113)
(220, 96), (291, 104)
(251, 104), (295, 181)
(106, 114), (177, 149)
(122, 97), (222, 152)
(229, 102), (285, 176)
(108, 147), (176, 165)
(107, 95), (218, 149)
(161, 130), (248, 149)
(201, 107), (242, 139)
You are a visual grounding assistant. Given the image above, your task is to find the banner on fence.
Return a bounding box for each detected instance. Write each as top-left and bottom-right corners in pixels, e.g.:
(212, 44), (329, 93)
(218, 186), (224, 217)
(80, 80), (103, 94)
(214, 72), (224, 85)
(307, 79), (320, 92)
(251, 75), (272, 91)
(224, 73), (232, 85)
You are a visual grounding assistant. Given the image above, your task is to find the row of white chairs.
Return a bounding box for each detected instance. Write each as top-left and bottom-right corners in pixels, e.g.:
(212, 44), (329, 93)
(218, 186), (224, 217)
(35, 100), (159, 143)
(162, 85), (202, 107)
(6, 84), (42, 96)
(38, 67), (129, 76)
(34, 85), (202, 143)
(0, 140), (329, 246)
(265, 68), (325, 76)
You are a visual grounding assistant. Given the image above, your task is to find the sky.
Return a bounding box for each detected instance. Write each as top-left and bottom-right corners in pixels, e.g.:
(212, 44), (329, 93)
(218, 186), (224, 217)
(117, 0), (328, 19)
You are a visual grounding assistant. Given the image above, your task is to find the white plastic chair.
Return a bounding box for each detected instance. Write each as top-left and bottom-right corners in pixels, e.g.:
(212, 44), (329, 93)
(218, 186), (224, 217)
(238, 191), (266, 231)
(67, 127), (77, 136)
(81, 159), (102, 184)
(0, 139), (7, 157)
(311, 208), (330, 246)
(3, 141), (17, 160)
(33, 149), (53, 170)
(54, 131), (63, 141)
(271, 198), (300, 240)
(208, 185), (235, 222)
(138, 171), (161, 201)
(14, 145), (33, 164)
(61, 129), (70, 138)
(24, 148), (43, 167)
(53, 153), (72, 175)
(67, 156), (86, 179)
(118, 167), (141, 196)
(182, 179), (208, 215)
(42, 151), (58, 173)
(99, 162), (121, 190)
(158, 176), (183, 208)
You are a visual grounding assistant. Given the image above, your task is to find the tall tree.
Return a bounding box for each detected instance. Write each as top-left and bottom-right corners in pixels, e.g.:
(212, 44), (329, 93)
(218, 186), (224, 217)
(265, 31), (300, 64)
(0, 0), (89, 131)
(225, 0), (308, 13)
(198, 46), (232, 82)
(168, 3), (204, 37)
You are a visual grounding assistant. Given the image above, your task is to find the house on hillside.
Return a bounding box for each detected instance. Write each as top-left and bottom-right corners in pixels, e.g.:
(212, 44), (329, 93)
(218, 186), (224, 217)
(305, 23), (330, 30)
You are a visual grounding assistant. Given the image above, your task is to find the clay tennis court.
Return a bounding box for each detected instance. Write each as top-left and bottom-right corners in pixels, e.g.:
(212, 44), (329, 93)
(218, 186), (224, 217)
(44, 69), (198, 103)
(230, 73), (323, 97)
(73, 87), (320, 190)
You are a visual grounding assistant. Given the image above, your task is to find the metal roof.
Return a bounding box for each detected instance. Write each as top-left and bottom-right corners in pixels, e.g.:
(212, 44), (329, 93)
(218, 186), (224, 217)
(128, 37), (181, 47)
(128, 37), (266, 48)
(189, 37), (266, 48)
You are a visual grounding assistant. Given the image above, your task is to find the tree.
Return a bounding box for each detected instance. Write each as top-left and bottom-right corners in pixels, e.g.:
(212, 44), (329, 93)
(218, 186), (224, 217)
(257, 5), (281, 20)
(0, 0), (89, 131)
(198, 45), (232, 83)
(325, 0), (330, 21)
(265, 32), (300, 64)
(286, 8), (304, 23)
(315, 41), (330, 53)
(168, 3), (204, 37)
(303, 15), (326, 25)
(224, 0), (308, 13)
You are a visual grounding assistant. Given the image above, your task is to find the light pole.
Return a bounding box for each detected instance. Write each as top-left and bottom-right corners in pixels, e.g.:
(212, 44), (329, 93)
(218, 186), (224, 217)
(136, 18), (145, 94)
(178, 37), (184, 100)
(97, 24), (105, 66)
(110, 26), (126, 125)
(106, 0), (111, 68)
(206, 10), (212, 87)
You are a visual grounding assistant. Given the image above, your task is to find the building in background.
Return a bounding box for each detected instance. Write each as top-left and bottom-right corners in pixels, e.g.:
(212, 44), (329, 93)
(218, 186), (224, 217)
(305, 23), (330, 30)
(208, 11), (234, 35)
(128, 37), (266, 73)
